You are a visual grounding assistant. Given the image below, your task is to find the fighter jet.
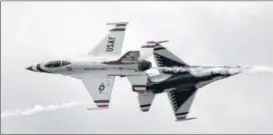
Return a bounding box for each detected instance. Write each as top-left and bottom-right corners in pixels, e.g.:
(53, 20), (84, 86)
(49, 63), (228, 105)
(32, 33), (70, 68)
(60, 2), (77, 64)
(128, 40), (248, 121)
(26, 22), (154, 109)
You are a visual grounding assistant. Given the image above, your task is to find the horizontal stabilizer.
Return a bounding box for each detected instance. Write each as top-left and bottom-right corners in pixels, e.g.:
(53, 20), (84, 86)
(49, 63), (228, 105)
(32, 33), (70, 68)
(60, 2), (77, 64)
(127, 75), (148, 93)
(138, 92), (155, 112)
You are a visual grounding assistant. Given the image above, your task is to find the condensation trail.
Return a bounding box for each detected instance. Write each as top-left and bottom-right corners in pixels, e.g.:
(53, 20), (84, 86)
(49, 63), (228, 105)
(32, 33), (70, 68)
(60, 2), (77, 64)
(151, 65), (273, 74)
(247, 65), (273, 73)
(1, 101), (87, 119)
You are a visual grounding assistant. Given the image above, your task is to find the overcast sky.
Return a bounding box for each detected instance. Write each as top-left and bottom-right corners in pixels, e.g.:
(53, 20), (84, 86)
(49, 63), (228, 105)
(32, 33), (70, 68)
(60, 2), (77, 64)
(2, 1), (273, 134)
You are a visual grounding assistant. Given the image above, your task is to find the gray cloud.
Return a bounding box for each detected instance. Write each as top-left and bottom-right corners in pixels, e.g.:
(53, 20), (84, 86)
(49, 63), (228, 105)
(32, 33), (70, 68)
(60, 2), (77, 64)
(2, 1), (273, 134)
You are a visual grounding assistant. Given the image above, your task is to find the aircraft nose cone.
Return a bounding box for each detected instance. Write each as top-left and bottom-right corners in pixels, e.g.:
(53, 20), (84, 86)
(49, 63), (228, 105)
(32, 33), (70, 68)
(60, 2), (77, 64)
(26, 66), (34, 71)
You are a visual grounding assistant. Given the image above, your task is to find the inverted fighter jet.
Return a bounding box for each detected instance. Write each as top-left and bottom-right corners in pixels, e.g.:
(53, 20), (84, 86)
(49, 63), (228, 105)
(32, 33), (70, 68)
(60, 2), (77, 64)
(26, 22), (154, 109)
(128, 41), (248, 121)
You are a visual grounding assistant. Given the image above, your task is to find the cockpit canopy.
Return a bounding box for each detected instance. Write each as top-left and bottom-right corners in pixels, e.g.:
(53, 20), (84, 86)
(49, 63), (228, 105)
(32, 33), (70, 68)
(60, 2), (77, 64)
(44, 60), (71, 68)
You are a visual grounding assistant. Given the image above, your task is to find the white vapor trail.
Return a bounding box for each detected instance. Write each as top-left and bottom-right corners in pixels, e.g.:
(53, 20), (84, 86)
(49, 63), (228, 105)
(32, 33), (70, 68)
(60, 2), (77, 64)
(150, 65), (273, 74)
(246, 65), (273, 73)
(1, 101), (87, 119)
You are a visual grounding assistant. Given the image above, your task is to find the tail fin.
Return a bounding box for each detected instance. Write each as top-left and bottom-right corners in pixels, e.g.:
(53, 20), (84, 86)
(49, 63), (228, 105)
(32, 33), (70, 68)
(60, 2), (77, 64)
(103, 51), (140, 64)
(118, 51), (140, 63)
(127, 73), (155, 111)
(153, 42), (189, 74)
(138, 41), (161, 60)
(88, 22), (128, 56)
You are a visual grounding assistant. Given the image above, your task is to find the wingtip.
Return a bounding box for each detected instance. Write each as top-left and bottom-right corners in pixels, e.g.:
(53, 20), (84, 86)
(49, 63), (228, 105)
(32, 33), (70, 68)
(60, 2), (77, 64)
(147, 41), (156, 44)
(146, 40), (169, 44)
(176, 117), (197, 122)
(86, 107), (109, 110)
(106, 22), (129, 25)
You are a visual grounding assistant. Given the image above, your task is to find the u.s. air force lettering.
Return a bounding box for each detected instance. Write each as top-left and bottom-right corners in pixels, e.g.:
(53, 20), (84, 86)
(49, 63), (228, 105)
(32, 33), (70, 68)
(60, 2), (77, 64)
(106, 36), (115, 52)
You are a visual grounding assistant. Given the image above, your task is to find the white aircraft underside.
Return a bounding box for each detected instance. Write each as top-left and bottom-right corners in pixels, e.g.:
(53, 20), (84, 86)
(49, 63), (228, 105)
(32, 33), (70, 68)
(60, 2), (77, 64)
(26, 22), (155, 109)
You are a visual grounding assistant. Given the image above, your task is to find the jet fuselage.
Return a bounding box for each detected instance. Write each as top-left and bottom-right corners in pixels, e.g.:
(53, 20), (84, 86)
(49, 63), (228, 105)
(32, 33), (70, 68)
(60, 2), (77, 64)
(147, 66), (244, 93)
(26, 55), (152, 78)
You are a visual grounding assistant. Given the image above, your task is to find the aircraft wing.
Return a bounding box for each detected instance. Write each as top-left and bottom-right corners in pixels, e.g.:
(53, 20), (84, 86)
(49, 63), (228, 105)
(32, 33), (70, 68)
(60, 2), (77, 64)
(88, 22), (128, 56)
(167, 86), (197, 121)
(153, 44), (189, 74)
(81, 76), (115, 108)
